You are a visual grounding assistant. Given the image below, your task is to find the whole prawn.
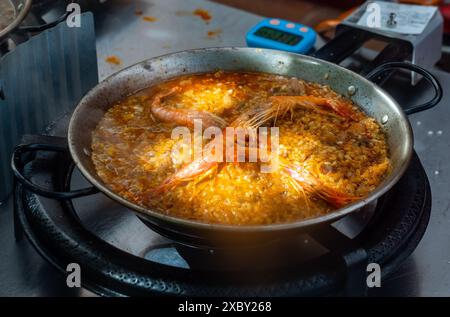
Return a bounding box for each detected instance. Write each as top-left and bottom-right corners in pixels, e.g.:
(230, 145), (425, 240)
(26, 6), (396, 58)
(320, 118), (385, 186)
(244, 95), (362, 128)
(149, 86), (226, 129)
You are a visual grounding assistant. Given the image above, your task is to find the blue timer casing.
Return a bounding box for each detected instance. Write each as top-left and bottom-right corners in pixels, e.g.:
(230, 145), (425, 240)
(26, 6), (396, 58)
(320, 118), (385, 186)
(246, 18), (316, 54)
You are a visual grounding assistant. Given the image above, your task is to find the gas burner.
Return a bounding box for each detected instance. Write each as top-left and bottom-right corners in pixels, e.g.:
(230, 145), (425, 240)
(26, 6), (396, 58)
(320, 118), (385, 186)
(0, 1), (65, 56)
(0, 0), (104, 56)
(13, 120), (431, 296)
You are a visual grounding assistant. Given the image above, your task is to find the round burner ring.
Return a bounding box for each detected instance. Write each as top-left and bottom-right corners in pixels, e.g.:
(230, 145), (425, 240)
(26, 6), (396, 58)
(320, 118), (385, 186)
(13, 135), (431, 296)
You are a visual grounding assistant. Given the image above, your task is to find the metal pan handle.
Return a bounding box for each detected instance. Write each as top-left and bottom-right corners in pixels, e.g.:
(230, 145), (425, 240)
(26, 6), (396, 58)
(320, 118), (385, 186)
(12, 143), (98, 200)
(18, 11), (70, 33)
(366, 62), (443, 115)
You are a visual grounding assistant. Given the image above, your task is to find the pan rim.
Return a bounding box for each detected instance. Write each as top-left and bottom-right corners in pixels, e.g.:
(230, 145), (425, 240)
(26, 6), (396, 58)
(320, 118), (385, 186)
(68, 46), (413, 233)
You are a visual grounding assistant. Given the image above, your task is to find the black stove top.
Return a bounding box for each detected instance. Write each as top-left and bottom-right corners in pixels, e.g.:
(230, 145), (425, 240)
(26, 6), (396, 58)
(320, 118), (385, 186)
(9, 116), (431, 296)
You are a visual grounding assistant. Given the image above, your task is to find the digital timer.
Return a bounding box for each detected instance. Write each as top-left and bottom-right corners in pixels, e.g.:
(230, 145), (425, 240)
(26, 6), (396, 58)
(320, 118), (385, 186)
(246, 18), (316, 54)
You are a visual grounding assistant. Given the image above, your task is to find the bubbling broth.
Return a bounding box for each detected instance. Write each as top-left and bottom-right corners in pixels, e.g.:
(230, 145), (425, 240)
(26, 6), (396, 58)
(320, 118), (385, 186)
(91, 71), (391, 225)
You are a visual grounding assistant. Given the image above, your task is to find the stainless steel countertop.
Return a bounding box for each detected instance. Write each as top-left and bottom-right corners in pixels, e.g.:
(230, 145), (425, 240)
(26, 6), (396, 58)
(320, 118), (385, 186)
(1, 0), (449, 296)
(95, 0), (262, 81)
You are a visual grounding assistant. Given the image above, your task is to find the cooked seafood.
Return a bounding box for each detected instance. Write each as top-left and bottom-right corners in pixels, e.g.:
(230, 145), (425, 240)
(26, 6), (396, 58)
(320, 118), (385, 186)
(150, 86), (226, 129)
(91, 71), (391, 225)
(280, 162), (360, 208)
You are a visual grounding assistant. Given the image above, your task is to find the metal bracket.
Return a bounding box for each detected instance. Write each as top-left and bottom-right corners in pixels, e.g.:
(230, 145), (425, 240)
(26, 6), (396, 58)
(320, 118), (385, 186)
(310, 226), (369, 296)
(339, 0), (443, 85)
